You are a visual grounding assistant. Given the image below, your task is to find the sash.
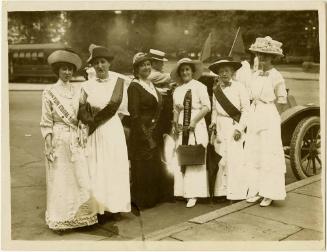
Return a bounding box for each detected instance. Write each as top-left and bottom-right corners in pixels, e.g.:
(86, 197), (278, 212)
(212, 85), (241, 123)
(45, 88), (78, 130)
(181, 89), (192, 173)
(93, 77), (124, 126)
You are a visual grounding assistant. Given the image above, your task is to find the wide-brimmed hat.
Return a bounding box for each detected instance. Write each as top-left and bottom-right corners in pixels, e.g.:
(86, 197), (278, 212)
(170, 58), (203, 83)
(132, 52), (152, 66)
(87, 44), (114, 64)
(149, 49), (168, 62)
(249, 36), (284, 56)
(47, 49), (82, 71)
(208, 58), (242, 74)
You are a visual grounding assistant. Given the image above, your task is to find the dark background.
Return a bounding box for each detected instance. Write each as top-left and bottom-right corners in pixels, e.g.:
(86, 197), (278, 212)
(8, 10), (319, 73)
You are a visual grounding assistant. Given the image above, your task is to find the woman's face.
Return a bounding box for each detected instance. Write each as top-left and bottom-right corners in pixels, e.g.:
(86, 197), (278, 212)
(58, 64), (74, 83)
(218, 66), (234, 83)
(137, 60), (152, 79)
(257, 53), (273, 68)
(179, 64), (193, 83)
(93, 57), (110, 79)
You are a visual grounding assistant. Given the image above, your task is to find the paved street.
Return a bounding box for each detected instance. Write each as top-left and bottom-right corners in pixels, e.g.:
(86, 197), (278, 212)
(8, 69), (321, 241)
(143, 175), (323, 246)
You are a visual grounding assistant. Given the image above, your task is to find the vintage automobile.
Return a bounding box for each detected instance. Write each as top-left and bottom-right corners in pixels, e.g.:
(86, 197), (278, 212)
(197, 74), (321, 180)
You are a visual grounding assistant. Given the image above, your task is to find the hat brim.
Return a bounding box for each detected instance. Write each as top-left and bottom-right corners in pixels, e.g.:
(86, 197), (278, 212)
(133, 56), (152, 66)
(208, 61), (242, 74)
(151, 57), (168, 62)
(249, 48), (284, 56)
(48, 50), (82, 71)
(87, 56), (114, 64)
(170, 60), (203, 83)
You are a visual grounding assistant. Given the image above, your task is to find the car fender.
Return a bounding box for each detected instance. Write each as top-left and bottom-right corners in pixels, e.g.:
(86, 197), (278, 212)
(280, 105), (320, 146)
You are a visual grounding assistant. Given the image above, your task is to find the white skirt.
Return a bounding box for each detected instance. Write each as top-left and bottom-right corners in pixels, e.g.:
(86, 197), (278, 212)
(87, 115), (131, 213)
(172, 119), (209, 198)
(213, 116), (248, 200)
(244, 102), (286, 200)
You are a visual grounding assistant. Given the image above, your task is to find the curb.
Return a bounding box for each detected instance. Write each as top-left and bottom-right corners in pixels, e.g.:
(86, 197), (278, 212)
(136, 175), (321, 241)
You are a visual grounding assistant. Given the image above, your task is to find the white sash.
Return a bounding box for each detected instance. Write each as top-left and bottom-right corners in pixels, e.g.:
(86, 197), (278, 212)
(45, 88), (78, 130)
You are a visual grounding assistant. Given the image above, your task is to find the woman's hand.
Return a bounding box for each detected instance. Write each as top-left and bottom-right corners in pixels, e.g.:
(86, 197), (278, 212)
(45, 143), (55, 162)
(233, 129), (242, 141)
(209, 122), (216, 130)
(175, 104), (184, 112)
(188, 120), (196, 131)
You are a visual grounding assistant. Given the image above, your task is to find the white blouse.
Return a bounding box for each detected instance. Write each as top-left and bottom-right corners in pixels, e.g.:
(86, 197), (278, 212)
(251, 68), (287, 104)
(173, 79), (211, 112)
(212, 80), (250, 132)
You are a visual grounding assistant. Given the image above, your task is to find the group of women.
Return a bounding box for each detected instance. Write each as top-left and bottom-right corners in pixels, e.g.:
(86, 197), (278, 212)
(40, 36), (287, 231)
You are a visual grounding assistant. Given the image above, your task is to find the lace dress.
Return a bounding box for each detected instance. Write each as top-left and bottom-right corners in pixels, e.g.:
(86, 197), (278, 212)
(40, 80), (97, 230)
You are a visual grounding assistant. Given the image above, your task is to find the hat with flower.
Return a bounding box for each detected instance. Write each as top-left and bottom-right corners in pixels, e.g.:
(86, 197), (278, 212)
(249, 36), (284, 56)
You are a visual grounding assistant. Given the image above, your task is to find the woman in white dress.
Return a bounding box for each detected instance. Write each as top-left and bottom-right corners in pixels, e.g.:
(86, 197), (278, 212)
(40, 49), (97, 230)
(170, 58), (210, 208)
(208, 59), (250, 200)
(245, 36), (288, 207)
(78, 45), (131, 215)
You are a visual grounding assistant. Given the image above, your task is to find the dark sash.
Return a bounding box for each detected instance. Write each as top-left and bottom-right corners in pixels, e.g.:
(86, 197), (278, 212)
(181, 89), (192, 173)
(78, 77), (124, 135)
(212, 85), (241, 123)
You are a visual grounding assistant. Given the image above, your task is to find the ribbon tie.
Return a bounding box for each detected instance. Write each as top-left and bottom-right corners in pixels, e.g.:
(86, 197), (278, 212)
(258, 71), (270, 77)
(96, 78), (109, 83)
(221, 82), (232, 88)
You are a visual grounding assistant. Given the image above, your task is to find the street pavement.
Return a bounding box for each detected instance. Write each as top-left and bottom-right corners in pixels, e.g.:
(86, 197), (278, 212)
(141, 175), (323, 245)
(8, 68), (321, 241)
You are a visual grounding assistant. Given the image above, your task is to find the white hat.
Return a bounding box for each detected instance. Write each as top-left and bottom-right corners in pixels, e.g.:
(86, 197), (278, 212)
(249, 36), (284, 56)
(47, 49), (82, 71)
(149, 49), (168, 61)
(170, 58), (203, 83)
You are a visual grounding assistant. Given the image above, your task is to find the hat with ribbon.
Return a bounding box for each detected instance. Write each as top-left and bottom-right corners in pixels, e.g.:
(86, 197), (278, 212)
(249, 36), (284, 56)
(208, 58), (242, 75)
(149, 49), (168, 62)
(47, 49), (82, 71)
(132, 52), (152, 66)
(87, 44), (114, 64)
(170, 58), (203, 83)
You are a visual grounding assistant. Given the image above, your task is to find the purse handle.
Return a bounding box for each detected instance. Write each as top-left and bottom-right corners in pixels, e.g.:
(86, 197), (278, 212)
(191, 130), (198, 145)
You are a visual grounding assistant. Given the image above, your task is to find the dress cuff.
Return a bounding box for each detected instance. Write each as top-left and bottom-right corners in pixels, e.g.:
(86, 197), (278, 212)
(41, 127), (53, 139)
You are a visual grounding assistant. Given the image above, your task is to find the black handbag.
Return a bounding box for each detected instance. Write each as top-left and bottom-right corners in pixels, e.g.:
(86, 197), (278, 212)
(176, 132), (206, 166)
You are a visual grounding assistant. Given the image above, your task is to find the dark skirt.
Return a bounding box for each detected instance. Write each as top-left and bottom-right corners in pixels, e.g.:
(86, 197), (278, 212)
(130, 150), (174, 210)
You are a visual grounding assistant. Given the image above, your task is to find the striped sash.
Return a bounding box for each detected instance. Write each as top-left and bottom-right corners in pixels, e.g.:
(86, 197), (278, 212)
(45, 89), (78, 130)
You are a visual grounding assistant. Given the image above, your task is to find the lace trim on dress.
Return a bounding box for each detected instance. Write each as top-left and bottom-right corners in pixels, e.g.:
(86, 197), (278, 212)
(46, 212), (98, 230)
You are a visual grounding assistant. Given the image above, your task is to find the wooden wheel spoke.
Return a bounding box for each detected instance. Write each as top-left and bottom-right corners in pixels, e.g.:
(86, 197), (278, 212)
(315, 155), (321, 165)
(312, 156), (316, 174)
(301, 153), (310, 163)
(305, 158), (312, 173)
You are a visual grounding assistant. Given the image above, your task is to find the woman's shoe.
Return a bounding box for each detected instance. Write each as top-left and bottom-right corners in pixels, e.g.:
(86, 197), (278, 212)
(186, 198), (197, 208)
(246, 196), (262, 203)
(260, 198), (273, 207)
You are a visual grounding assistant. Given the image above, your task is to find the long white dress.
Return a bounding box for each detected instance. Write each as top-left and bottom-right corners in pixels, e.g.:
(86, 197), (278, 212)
(172, 79), (210, 198)
(244, 68), (287, 200)
(82, 73), (131, 214)
(212, 80), (250, 200)
(40, 80), (97, 230)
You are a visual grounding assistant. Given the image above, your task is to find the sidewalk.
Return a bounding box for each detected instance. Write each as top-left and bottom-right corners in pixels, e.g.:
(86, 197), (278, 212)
(137, 175), (323, 242)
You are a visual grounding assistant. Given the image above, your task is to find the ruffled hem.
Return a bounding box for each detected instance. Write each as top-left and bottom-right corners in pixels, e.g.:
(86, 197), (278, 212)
(46, 214), (98, 230)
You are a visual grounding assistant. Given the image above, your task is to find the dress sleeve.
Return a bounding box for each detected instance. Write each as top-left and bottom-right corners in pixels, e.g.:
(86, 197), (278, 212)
(127, 83), (147, 140)
(273, 71), (287, 104)
(237, 84), (250, 132)
(117, 80), (130, 116)
(40, 90), (53, 139)
(198, 83), (211, 110)
(211, 95), (217, 123)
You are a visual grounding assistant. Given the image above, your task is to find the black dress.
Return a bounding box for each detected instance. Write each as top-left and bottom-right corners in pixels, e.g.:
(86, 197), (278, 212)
(127, 80), (173, 209)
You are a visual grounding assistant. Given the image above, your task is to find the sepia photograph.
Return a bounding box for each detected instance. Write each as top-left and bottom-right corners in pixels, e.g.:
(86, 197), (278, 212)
(2, 0), (325, 250)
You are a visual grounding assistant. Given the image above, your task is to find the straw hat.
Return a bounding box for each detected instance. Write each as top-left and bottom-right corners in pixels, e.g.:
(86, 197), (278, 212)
(249, 36), (284, 56)
(208, 58), (242, 75)
(149, 49), (168, 62)
(170, 58), (203, 83)
(132, 52), (151, 66)
(87, 44), (114, 64)
(47, 49), (82, 71)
